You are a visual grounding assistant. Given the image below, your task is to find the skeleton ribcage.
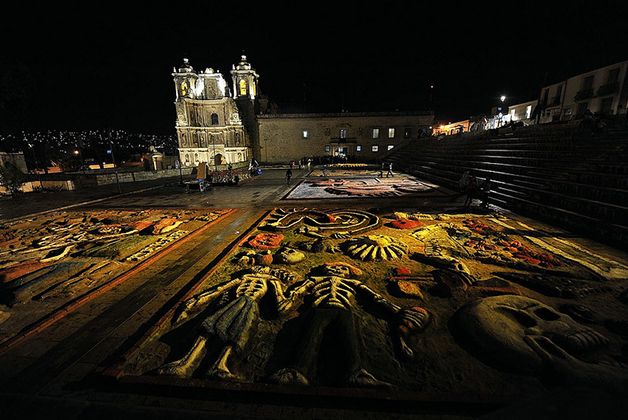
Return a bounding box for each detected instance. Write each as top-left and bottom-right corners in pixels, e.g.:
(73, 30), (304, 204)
(311, 277), (357, 309)
(235, 274), (269, 300)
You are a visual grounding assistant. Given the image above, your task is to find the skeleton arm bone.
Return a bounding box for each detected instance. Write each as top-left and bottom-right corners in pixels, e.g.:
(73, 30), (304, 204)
(174, 279), (240, 324)
(268, 280), (288, 312)
(354, 281), (402, 316)
(354, 281), (429, 359)
(277, 278), (314, 313)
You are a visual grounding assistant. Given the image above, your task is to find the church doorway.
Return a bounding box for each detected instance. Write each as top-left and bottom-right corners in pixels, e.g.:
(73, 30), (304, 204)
(214, 154), (224, 167)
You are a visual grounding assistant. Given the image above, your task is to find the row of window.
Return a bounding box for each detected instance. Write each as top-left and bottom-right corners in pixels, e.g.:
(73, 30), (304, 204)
(302, 128), (412, 139)
(323, 145), (394, 152)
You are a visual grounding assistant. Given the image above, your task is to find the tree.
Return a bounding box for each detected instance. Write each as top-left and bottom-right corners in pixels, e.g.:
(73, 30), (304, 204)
(0, 162), (27, 196)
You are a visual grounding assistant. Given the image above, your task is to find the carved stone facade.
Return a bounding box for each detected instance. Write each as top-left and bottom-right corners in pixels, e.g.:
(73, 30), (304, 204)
(173, 59), (251, 167)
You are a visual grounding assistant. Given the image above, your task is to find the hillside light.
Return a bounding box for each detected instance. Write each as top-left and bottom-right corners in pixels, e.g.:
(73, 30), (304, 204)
(500, 95), (506, 102)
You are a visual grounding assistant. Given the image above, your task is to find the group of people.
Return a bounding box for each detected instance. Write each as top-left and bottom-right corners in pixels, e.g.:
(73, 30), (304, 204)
(378, 162), (394, 178)
(459, 171), (492, 208)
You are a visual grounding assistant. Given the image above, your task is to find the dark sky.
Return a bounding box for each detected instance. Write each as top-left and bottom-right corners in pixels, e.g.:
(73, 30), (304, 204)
(3, 1), (627, 135)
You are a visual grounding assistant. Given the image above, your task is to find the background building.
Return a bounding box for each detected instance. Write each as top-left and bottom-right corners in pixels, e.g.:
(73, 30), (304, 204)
(432, 120), (469, 137)
(0, 151), (28, 173)
(539, 60), (628, 123)
(507, 100), (538, 124)
(257, 112), (433, 163)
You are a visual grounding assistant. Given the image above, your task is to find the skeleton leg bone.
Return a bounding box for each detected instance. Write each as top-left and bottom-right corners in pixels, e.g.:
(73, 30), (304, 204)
(157, 336), (208, 377)
(206, 345), (240, 381)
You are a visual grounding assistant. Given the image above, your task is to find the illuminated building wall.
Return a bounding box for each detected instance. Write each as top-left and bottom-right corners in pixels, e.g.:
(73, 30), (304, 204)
(538, 60), (628, 123)
(257, 112), (433, 163)
(432, 120), (469, 136)
(172, 59), (250, 167)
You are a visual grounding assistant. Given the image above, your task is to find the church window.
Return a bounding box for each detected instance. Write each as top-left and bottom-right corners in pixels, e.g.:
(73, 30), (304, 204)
(302, 130), (309, 138)
(388, 145), (394, 151)
(372, 128), (380, 139)
(388, 128), (395, 138)
(404, 128), (411, 138)
(356, 145), (362, 152)
(181, 81), (188, 96)
(211, 113), (219, 125)
(325, 145), (330, 152)
(339, 129), (347, 139)
(372, 145), (379, 152)
(239, 79), (247, 96)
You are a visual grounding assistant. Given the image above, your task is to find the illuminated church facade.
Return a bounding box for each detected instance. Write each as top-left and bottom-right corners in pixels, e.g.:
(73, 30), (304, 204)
(172, 56), (256, 168)
(173, 55), (433, 166)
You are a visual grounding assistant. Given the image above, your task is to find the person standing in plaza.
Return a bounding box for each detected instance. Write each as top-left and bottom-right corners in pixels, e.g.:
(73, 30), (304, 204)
(286, 168), (293, 184)
(464, 175), (478, 207)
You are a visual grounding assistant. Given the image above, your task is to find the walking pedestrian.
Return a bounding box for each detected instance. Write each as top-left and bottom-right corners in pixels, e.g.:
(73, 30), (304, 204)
(387, 162), (394, 178)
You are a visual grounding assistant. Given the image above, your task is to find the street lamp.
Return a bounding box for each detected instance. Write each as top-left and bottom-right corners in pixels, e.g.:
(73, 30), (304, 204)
(108, 130), (121, 194)
(28, 142), (42, 188)
(496, 95), (507, 127)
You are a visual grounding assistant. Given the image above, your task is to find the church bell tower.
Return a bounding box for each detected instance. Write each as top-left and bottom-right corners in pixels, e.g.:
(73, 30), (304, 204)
(231, 53), (261, 160)
(231, 54), (259, 100)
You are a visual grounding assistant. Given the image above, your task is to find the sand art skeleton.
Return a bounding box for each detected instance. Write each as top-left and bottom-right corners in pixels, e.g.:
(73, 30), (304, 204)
(157, 268), (296, 380)
(270, 263), (429, 387)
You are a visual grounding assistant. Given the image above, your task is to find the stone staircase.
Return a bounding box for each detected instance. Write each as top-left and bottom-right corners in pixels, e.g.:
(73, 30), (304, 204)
(387, 123), (628, 248)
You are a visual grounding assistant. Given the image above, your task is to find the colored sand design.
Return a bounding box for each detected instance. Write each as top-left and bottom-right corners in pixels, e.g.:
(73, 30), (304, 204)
(286, 176), (444, 199)
(0, 209), (229, 342)
(115, 208), (628, 399)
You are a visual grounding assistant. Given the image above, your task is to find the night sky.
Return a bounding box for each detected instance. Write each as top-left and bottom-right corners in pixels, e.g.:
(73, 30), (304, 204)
(3, 1), (627, 135)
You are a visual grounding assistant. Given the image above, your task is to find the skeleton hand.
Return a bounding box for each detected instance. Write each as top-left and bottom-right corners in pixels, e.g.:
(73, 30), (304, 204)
(174, 297), (199, 324)
(278, 279), (314, 313)
(277, 298), (294, 314)
(394, 307), (430, 359)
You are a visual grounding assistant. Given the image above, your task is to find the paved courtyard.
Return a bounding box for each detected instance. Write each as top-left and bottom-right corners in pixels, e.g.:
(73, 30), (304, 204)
(1, 168), (627, 419)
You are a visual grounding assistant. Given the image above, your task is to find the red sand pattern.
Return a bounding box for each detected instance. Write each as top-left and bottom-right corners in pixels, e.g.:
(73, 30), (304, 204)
(390, 220), (423, 229)
(247, 233), (285, 249)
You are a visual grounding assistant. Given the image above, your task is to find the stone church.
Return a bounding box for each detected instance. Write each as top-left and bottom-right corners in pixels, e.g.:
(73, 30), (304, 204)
(173, 55), (433, 166)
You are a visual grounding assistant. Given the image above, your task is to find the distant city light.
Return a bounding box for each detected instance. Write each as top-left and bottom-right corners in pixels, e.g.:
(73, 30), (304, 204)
(500, 95), (506, 102)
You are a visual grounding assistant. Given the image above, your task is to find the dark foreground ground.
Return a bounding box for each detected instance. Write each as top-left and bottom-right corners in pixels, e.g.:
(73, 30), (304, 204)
(1, 168), (627, 419)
